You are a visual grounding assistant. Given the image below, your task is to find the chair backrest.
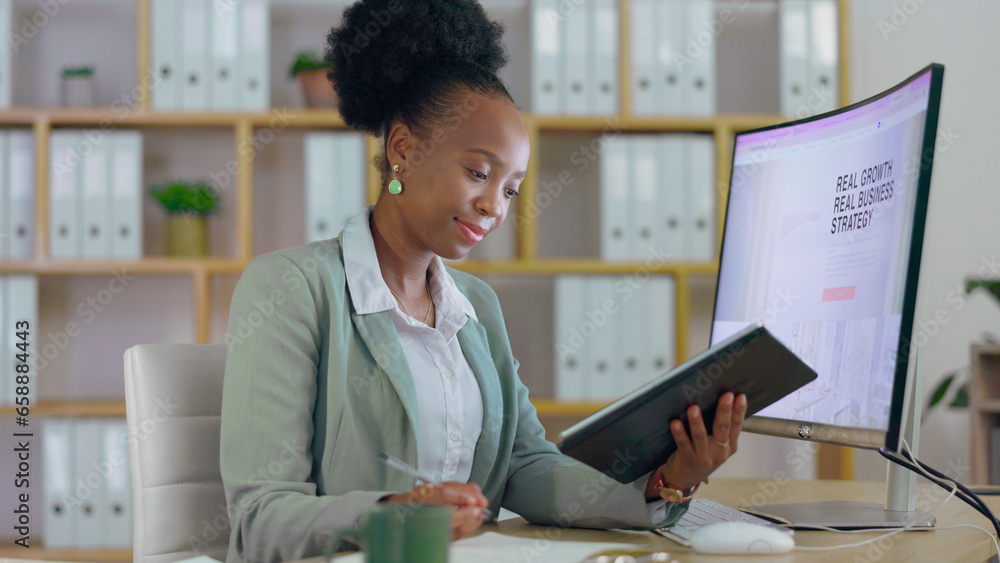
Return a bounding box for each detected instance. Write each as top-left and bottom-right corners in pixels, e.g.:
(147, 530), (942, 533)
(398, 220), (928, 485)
(124, 343), (230, 563)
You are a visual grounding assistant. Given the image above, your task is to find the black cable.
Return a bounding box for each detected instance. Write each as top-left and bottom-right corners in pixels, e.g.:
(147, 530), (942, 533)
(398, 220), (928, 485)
(878, 447), (1000, 538)
(894, 446), (1000, 535)
(877, 448), (993, 529)
(877, 447), (994, 530)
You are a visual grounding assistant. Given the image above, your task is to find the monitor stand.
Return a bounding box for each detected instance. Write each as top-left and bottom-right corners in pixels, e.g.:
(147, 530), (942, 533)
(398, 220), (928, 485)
(742, 346), (936, 530)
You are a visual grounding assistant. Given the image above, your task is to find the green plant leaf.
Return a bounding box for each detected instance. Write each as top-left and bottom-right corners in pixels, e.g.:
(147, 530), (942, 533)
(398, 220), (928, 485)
(927, 373), (954, 409)
(289, 50), (331, 79)
(150, 181), (219, 215)
(949, 383), (968, 408)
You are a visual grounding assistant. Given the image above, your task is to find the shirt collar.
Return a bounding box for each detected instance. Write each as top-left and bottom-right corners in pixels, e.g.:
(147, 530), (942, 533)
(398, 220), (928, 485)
(342, 206), (478, 324)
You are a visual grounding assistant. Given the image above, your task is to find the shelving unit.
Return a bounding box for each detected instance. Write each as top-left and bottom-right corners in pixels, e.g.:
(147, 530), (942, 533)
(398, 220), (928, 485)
(969, 344), (1000, 484)
(0, 0), (853, 558)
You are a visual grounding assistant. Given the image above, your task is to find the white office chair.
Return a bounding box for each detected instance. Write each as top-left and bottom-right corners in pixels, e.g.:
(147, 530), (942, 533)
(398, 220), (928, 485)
(124, 343), (230, 563)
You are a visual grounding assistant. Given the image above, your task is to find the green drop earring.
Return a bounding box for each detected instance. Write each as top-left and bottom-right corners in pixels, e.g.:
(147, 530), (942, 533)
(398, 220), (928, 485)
(388, 164), (403, 194)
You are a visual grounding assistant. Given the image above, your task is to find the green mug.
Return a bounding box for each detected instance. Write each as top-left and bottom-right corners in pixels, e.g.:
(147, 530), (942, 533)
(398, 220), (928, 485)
(325, 504), (451, 562)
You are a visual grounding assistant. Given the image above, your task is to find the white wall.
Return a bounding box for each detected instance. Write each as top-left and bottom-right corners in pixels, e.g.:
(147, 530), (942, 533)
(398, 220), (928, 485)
(848, 0), (1000, 482)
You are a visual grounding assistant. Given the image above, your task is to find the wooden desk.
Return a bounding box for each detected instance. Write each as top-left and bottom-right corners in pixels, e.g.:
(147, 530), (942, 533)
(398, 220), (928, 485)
(308, 478), (1000, 563)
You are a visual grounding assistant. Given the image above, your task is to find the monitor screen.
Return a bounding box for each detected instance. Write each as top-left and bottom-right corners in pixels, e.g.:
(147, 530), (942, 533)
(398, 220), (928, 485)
(711, 65), (943, 451)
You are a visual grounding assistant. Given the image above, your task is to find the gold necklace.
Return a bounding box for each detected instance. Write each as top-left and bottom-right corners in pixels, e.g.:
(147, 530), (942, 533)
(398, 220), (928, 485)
(388, 285), (434, 325)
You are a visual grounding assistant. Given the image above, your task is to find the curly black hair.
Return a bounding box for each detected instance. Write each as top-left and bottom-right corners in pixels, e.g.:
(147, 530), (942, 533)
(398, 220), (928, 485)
(325, 0), (514, 183)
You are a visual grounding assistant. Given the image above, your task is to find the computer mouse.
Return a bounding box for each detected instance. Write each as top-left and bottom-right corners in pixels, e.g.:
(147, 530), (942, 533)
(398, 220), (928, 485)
(689, 521), (795, 554)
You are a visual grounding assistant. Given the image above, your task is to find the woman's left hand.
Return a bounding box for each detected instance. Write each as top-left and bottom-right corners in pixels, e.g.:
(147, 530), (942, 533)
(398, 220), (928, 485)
(644, 392), (748, 499)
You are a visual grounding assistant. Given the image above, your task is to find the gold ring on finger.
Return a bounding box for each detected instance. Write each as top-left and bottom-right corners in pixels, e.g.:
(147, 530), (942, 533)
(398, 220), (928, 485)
(418, 482), (434, 498)
(714, 438), (729, 447)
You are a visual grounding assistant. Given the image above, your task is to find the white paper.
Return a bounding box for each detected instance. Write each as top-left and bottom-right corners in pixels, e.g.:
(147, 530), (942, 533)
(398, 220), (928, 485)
(333, 531), (635, 563)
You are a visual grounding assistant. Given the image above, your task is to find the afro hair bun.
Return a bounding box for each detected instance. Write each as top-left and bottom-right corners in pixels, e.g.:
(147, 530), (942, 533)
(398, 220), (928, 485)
(326, 0), (509, 135)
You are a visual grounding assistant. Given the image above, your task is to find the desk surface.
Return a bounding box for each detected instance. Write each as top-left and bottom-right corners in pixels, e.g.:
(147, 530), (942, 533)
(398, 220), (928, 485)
(310, 478), (999, 563)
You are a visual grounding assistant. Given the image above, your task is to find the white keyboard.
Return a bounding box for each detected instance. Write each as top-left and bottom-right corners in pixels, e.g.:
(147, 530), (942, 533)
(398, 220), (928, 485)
(653, 499), (791, 546)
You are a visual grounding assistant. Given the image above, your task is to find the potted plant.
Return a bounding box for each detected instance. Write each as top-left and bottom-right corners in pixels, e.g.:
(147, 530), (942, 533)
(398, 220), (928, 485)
(289, 50), (338, 109)
(150, 181), (219, 257)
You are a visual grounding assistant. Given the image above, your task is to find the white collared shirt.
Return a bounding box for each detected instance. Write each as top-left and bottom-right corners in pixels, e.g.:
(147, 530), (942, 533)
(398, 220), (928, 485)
(343, 206), (484, 484)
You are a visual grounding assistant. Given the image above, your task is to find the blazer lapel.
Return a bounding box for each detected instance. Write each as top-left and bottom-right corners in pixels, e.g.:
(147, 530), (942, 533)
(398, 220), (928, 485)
(351, 311), (421, 449)
(457, 319), (502, 488)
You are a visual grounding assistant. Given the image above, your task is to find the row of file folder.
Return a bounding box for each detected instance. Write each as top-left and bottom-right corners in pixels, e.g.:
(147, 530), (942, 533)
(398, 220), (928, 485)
(779, 0), (839, 117)
(600, 134), (715, 262)
(151, 0), (270, 112)
(629, 0), (716, 116)
(554, 275), (676, 401)
(43, 417), (132, 549)
(0, 0), (10, 109)
(49, 130), (143, 260)
(0, 129), (34, 260)
(0, 274), (37, 406)
(531, 0), (619, 116)
(304, 132), (367, 243)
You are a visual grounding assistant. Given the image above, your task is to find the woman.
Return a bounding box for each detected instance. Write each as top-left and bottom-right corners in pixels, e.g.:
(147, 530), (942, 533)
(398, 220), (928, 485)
(219, 1), (747, 561)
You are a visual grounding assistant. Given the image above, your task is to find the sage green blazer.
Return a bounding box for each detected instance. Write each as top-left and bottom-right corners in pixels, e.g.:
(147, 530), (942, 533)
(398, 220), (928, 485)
(220, 234), (687, 562)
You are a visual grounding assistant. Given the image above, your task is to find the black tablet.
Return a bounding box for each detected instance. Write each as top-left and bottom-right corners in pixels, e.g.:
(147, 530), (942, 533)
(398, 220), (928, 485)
(557, 323), (817, 484)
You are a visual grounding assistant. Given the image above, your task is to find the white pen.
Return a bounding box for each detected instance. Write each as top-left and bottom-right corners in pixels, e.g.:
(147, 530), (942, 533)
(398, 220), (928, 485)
(378, 451), (494, 520)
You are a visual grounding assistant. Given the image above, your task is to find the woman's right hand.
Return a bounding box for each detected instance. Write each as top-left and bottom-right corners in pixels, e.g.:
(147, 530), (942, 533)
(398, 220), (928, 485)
(381, 481), (490, 540)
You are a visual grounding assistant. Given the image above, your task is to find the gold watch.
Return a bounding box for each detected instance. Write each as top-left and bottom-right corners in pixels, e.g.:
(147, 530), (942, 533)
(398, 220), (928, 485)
(654, 473), (699, 503)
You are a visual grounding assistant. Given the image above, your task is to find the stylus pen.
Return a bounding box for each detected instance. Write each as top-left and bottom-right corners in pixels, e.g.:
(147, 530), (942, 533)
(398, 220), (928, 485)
(377, 451), (494, 520)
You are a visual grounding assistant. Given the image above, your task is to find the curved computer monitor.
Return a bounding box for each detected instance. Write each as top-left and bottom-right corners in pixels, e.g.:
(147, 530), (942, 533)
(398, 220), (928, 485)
(711, 64), (944, 459)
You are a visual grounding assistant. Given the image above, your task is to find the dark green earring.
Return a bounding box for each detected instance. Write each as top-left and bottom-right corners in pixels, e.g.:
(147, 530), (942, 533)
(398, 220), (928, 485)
(388, 164), (402, 194)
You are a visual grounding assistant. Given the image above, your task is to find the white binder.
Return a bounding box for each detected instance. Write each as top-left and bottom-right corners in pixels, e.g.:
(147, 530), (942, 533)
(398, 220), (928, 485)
(631, 135), (659, 260)
(646, 277), (677, 383)
(0, 277), (7, 405)
(240, 0), (270, 111)
(618, 274), (645, 392)
(49, 130), (82, 260)
(779, 0), (810, 117)
(554, 276), (587, 401)
(586, 277), (618, 401)
(81, 138), (111, 259)
(809, 0), (839, 114)
(5, 275), (37, 419)
(628, 0), (659, 115)
(151, 0), (182, 110)
(654, 0), (684, 114)
(531, 0), (562, 115)
(684, 135), (715, 261)
(562, 3), (589, 114)
(683, 0), (716, 115)
(337, 134), (366, 235)
(599, 136), (631, 261)
(212, 0), (242, 111)
(0, 131), (8, 259)
(74, 419), (106, 548)
(102, 419), (132, 547)
(304, 133), (339, 243)
(110, 131), (143, 259)
(180, 0), (211, 111)
(43, 419), (78, 548)
(590, 0), (618, 115)
(8, 129), (35, 259)
(657, 135), (685, 260)
(0, 0), (12, 109)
